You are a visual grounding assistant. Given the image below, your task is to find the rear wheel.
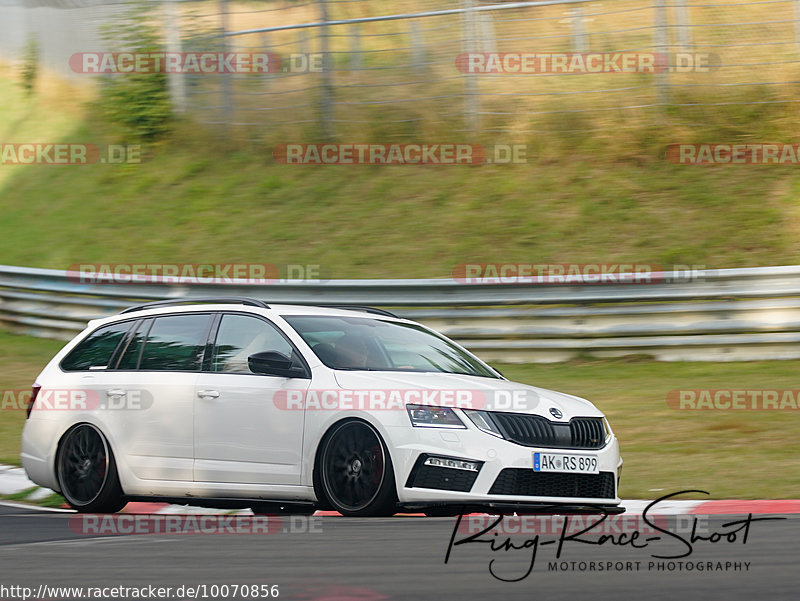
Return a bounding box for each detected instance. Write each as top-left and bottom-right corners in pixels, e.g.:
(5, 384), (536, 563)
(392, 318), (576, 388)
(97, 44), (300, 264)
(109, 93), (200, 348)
(57, 424), (126, 513)
(319, 420), (397, 517)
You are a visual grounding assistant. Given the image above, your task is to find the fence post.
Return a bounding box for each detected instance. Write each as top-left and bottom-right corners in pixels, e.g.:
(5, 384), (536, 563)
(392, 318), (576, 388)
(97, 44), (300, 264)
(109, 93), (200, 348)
(218, 0), (233, 126)
(350, 24), (362, 71)
(261, 33), (272, 91)
(674, 0), (691, 49)
(461, 0), (479, 132)
(318, 0), (334, 139)
(164, 0), (187, 113)
(409, 20), (425, 73)
(654, 0), (670, 105)
(795, 0), (800, 49)
(571, 5), (587, 53)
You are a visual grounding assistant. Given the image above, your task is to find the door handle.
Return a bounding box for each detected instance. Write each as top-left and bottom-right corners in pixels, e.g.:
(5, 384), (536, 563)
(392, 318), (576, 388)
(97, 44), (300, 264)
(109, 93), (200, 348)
(197, 390), (220, 399)
(107, 389), (126, 397)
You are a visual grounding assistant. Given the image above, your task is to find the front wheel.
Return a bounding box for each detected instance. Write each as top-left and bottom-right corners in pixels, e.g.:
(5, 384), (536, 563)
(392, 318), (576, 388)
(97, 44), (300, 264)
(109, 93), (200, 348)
(319, 420), (397, 517)
(56, 424), (126, 513)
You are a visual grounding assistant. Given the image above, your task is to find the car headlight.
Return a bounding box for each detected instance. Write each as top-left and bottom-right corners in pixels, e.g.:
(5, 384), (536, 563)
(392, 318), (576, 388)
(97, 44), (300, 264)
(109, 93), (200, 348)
(406, 404), (466, 429)
(603, 417), (614, 442)
(463, 409), (504, 438)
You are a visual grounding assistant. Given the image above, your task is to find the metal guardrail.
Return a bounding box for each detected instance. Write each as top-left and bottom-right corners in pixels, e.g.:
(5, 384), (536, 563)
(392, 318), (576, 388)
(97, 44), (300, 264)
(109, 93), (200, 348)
(4, 264), (800, 362)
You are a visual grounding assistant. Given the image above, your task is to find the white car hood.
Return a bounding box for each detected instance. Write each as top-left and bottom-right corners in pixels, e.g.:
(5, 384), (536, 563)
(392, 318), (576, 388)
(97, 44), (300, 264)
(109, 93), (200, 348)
(332, 371), (603, 421)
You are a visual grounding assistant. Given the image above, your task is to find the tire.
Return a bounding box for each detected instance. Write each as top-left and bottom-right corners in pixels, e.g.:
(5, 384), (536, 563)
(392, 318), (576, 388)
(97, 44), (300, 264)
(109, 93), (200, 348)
(56, 424), (126, 513)
(318, 420), (397, 517)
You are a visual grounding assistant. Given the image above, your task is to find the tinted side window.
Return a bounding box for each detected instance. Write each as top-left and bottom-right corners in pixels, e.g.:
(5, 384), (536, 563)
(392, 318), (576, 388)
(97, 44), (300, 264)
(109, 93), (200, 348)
(117, 320), (150, 370)
(213, 314), (294, 373)
(61, 322), (132, 371)
(138, 314), (211, 371)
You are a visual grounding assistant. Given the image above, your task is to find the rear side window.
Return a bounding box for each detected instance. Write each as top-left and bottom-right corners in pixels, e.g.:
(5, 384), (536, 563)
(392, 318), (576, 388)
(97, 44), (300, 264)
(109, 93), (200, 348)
(138, 314), (211, 371)
(61, 322), (132, 371)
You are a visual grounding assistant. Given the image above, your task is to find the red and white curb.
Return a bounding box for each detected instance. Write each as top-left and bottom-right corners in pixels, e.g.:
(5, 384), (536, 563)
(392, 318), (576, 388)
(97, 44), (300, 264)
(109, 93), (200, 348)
(622, 499), (800, 515)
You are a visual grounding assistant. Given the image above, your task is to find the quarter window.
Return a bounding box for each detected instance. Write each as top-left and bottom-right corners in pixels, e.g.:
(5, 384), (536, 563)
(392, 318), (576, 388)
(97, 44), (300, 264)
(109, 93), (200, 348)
(61, 321), (133, 371)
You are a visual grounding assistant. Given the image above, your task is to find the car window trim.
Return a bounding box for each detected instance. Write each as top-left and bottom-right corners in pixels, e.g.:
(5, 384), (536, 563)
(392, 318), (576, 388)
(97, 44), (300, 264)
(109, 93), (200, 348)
(108, 318), (143, 370)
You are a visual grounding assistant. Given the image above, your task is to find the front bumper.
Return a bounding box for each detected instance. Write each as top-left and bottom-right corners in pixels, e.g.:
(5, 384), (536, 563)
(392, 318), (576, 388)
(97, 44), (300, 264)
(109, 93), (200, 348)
(387, 424), (622, 508)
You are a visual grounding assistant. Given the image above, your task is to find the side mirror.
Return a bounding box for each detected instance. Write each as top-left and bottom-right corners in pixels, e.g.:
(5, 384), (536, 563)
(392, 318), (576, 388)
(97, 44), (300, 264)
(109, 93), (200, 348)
(248, 351), (308, 378)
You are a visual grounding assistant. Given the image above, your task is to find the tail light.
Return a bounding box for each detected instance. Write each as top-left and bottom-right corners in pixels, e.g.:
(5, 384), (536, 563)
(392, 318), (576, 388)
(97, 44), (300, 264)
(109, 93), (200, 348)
(26, 384), (41, 419)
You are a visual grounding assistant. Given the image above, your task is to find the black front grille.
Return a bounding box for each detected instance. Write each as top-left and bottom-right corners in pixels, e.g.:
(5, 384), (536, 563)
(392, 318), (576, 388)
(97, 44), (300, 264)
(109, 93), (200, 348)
(570, 418), (606, 448)
(490, 413), (606, 449)
(489, 469), (616, 499)
(405, 456), (481, 492)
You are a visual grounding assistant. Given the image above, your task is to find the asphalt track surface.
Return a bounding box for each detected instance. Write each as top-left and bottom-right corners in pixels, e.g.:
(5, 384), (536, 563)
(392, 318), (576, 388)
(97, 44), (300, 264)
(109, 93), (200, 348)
(0, 504), (796, 601)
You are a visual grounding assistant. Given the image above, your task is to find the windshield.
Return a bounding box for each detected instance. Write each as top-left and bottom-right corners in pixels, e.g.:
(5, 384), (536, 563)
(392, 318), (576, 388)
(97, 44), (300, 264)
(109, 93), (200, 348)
(283, 316), (499, 378)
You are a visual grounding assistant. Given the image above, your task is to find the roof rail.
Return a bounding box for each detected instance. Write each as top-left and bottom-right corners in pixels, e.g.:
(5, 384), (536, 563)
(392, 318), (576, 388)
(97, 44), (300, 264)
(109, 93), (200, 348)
(323, 305), (399, 319)
(120, 297), (270, 314)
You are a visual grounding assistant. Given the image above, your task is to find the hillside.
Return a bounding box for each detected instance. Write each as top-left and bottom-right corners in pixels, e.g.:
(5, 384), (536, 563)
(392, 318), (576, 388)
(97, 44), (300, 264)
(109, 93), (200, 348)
(1, 63), (799, 277)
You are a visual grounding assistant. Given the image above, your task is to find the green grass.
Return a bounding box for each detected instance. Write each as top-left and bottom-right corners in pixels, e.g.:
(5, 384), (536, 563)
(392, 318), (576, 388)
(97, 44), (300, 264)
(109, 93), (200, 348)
(2, 63), (800, 275)
(500, 359), (800, 500)
(0, 486), (65, 508)
(1, 331), (798, 499)
(0, 331), (65, 464)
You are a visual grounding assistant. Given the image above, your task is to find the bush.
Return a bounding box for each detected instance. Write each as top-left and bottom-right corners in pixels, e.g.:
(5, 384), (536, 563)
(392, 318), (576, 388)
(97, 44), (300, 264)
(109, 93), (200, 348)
(19, 38), (38, 97)
(97, 3), (172, 140)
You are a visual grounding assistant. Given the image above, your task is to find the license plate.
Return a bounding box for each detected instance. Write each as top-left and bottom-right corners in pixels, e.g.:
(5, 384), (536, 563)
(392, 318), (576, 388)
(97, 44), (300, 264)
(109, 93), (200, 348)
(533, 452), (599, 474)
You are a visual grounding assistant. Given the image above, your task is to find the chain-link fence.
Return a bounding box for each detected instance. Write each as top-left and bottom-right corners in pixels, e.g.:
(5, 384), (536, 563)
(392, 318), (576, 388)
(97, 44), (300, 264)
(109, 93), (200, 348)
(3, 0), (800, 141)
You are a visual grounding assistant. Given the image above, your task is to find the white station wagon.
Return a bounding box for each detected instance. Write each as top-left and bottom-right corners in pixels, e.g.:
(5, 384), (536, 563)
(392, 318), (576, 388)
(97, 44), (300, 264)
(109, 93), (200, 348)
(21, 298), (622, 516)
